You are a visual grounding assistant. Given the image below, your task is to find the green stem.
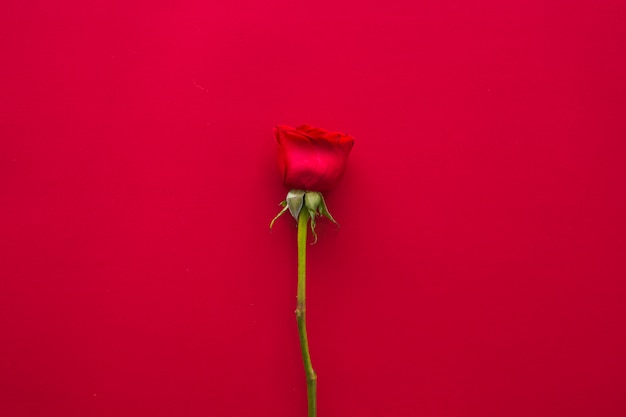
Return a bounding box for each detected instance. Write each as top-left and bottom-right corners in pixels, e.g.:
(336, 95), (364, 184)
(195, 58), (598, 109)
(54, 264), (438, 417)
(296, 208), (317, 417)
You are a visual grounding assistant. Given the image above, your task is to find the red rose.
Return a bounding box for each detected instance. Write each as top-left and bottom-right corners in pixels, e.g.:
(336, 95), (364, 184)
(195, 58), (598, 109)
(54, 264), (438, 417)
(274, 125), (355, 192)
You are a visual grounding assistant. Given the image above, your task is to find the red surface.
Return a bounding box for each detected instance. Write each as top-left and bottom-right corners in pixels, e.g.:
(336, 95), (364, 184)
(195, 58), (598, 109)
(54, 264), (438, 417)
(1, 1), (626, 416)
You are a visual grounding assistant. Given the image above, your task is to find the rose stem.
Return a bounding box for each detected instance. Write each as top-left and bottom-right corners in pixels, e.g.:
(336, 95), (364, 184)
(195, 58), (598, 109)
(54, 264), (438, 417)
(296, 208), (317, 417)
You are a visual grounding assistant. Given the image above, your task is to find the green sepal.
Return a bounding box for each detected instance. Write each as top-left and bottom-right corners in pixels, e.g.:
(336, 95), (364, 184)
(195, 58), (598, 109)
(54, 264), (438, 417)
(318, 193), (338, 226)
(269, 203), (289, 230)
(308, 209), (318, 244)
(270, 190), (339, 240)
(304, 191), (338, 244)
(304, 191), (322, 213)
(286, 190), (305, 221)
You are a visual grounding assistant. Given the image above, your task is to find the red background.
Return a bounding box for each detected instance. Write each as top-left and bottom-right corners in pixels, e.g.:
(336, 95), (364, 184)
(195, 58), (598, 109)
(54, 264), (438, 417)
(1, 1), (626, 416)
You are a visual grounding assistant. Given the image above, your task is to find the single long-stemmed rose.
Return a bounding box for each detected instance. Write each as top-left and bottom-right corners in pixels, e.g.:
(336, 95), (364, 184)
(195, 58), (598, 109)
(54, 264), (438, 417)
(270, 125), (354, 417)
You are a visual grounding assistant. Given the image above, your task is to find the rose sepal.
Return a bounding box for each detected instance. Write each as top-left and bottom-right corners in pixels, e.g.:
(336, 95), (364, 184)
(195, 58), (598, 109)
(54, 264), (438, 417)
(270, 190), (338, 244)
(304, 191), (337, 244)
